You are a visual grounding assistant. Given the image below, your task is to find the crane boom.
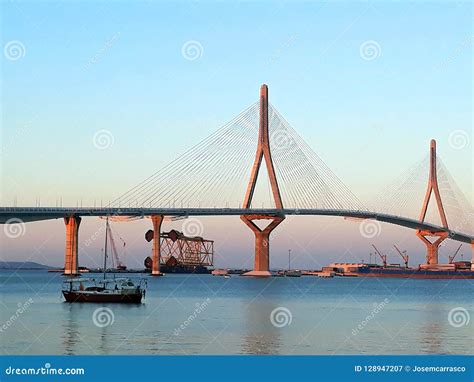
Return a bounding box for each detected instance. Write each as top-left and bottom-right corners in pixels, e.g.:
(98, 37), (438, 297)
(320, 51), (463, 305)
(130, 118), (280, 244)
(449, 244), (462, 264)
(371, 244), (387, 267)
(107, 223), (126, 270)
(393, 245), (409, 268)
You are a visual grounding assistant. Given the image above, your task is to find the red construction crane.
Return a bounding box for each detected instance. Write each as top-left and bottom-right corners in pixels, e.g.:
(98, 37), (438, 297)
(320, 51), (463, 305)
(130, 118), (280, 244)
(372, 244), (387, 267)
(449, 244), (462, 264)
(393, 245), (409, 268)
(107, 223), (127, 271)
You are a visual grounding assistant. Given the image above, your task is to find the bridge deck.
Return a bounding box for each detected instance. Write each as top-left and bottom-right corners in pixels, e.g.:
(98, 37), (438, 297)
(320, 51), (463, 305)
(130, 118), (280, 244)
(0, 207), (472, 244)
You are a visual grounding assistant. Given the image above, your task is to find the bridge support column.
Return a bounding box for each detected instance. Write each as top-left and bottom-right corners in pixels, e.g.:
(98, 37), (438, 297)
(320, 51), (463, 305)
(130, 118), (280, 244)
(151, 215), (164, 276)
(241, 215), (284, 277)
(416, 230), (448, 265)
(417, 139), (449, 266)
(64, 216), (81, 276)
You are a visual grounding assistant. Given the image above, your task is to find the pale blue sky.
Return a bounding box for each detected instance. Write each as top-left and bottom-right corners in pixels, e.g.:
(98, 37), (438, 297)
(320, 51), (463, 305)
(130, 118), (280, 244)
(1, 1), (472, 267)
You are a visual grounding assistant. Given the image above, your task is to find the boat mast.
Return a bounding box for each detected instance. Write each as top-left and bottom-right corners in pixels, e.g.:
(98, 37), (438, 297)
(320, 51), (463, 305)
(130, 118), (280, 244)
(103, 217), (109, 280)
(288, 249), (291, 271)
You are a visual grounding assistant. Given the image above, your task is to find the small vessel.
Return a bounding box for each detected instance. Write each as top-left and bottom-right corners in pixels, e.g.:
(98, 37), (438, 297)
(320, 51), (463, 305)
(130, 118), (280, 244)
(212, 269), (229, 276)
(62, 217), (147, 303)
(284, 249), (301, 277)
(62, 277), (146, 303)
(317, 271), (334, 278)
(283, 269), (302, 277)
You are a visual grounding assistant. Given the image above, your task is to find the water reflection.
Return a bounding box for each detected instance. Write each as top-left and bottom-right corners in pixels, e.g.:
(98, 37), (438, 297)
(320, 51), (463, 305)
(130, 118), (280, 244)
(61, 303), (116, 355)
(417, 304), (445, 354)
(61, 303), (81, 355)
(241, 300), (282, 354)
(97, 327), (110, 355)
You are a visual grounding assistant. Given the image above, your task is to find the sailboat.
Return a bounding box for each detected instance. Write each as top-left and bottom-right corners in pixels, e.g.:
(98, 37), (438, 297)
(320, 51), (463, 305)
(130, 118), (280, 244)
(62, 218), (147, 303)
(283, 249), (301, 277)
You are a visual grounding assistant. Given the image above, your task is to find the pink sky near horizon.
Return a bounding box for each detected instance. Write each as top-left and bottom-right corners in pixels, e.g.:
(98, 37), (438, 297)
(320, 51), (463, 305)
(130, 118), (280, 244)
(1, 214), (469, 269)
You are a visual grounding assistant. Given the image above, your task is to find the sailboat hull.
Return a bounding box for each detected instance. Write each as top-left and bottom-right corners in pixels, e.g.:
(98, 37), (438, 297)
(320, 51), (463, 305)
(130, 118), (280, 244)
(62, 290), (143, 303)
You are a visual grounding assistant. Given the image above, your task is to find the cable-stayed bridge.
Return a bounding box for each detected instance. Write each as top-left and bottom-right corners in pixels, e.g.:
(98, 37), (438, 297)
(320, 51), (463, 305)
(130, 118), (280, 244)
(1, 85), (472, 276)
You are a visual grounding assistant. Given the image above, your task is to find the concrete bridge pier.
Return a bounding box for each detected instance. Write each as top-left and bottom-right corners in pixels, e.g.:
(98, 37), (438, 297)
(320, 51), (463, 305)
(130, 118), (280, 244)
(64, 215), (81, 276)
(416, 230), (448, 265)
(151, 215), (164, 276)
(241, 215), (284, 277)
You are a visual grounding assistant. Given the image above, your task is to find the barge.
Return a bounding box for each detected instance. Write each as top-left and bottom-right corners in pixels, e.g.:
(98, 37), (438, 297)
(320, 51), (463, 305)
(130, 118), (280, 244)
(354, 266), (474, 279)
(328, 262), (474, 279)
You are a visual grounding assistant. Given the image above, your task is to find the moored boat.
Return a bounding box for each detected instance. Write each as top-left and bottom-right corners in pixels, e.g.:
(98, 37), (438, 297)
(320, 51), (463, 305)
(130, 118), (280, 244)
(283, 250), (301, 277)
(62, 278), (146, 303)
(212, 268), (229, 276)
(62, 217), (147, 303)
(283, 269), (302, 277)
(317, 271), (335, 278)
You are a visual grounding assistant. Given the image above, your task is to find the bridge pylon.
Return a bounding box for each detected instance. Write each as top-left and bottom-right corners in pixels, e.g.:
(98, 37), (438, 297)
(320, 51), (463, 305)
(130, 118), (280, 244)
(416, 139), (449, 265)
(241, 84), (285, 277)
(64, 215), (81, 276)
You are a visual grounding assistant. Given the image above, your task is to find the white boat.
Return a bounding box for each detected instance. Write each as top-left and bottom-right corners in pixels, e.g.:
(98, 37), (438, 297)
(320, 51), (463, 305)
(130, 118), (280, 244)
(317, 271), (335, 278)
(212, 269), (229, 276)
(284, 270), (302, 277)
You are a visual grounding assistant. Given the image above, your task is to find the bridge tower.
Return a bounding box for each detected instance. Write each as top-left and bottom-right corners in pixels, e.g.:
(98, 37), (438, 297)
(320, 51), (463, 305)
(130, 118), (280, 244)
(241, 84), (285, 277)
(416, 139), (449, 265)
(64, 215), (81, 276)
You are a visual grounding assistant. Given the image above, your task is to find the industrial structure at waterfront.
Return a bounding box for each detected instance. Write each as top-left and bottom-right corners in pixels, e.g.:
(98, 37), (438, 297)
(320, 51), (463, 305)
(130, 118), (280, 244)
(144, 229), (214, 274)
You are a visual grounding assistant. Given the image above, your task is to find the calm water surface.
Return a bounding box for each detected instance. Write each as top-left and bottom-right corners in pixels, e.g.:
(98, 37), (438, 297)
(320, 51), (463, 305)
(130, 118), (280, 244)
(0, 271), (472, 355)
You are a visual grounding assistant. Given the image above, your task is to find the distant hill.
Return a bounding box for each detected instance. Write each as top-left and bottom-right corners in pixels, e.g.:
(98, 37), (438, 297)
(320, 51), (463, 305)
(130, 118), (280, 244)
(0, 261), (54, 270)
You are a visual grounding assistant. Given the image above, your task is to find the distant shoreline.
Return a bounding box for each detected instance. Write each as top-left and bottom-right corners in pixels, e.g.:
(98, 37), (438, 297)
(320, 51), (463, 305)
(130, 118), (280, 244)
(0, 261), (55, 270)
